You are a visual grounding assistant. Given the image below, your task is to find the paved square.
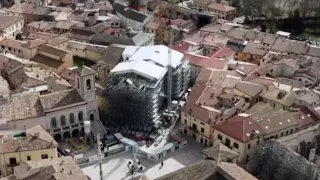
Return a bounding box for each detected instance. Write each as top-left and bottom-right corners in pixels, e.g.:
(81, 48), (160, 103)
(81, 138), (206, 180)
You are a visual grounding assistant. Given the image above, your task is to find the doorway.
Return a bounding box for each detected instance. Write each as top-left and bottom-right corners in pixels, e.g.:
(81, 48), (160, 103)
(90, 113), (94, 121)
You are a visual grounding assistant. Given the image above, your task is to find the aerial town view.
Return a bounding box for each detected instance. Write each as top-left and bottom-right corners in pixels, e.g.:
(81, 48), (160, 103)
(0, 0), (320, 179)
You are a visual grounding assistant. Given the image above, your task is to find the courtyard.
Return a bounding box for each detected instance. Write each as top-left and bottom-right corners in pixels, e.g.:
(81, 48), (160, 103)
(80, 137), (206, 180)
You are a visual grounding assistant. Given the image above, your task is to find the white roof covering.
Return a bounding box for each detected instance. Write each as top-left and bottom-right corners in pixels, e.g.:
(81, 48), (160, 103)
(128, 45), (183, 68)
(111, 45), (184, 80)
(111, 60), (166, 80)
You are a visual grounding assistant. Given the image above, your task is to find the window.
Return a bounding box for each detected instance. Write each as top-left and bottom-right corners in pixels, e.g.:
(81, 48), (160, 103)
(69, 113), (75, 124)
(233, 142), (239, 149)
(290, 129), (293, 134)
(201, 128), (204, 133)
(51, 117), (57, 128)
(86, 79), (91, 90)
(78, 111), (83, 121)
(218, 134), (222, 140)
(248, 143), (251, 149)
(257, 140), (260, 145)
(9, 158), (17, 165)
(281, 132), (284, 137)
(41, 154), (48, 159)
(60, 115), (66, 126)
(8, 47), (11, 51)
(184, 120), (187, 124)
(27, 156), (31, 161)
(1, 46), (4, 49)
(286, 131), (289, 136)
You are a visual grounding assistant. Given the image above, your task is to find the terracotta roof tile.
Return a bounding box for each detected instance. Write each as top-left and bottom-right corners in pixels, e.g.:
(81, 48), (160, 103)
(214, 115), (265, 143)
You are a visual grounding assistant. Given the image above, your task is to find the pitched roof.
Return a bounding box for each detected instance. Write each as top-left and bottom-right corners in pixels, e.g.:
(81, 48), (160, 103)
(202, 143), (239, 161)
(21, 39), (47, 48)
(73, 66), (96, 77)
(207, 2), (236, 12)
(242, 42), (267, 56)
(2, 92), (44, 121)
(6, 3), (33, 14)
(214, 115), (265, 143)
(260, 88), (295, 107)
(31, 54), (64, 69)
(39, 89), (84, 110)
(89, 33), (134, 46)
(26, 21), (56, 31)
(12, 156), (87, 180)
(114, 3), (149, 23)
(217, 162), (257, 180)
(54, 21), (76, 30)
(39, 44), (69, 58)
(0, 15), (24, 31)
(262, 33), (277, 45)
(235, 81), (263, 97)
(154, 159), (217, 180)
(0, 125), (58, 153)
(307, 45), (320, 57)
(48, 37), (69, 46)
(0, 39), (25, 50)
(186, 53), (227, 70)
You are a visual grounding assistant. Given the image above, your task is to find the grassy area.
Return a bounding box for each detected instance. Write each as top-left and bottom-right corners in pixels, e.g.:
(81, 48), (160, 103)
(73, 56), (95, 67)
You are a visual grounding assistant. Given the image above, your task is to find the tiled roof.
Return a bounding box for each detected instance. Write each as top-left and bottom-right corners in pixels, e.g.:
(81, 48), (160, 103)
(154, 159), (217, 180)
(39, 44), (70, 58)
(2, 92), (44, 121)
(242, 42), (267, 56)
(262, 33), (277, 45)
(172, 41), (192, 53)
(186, 53), (227, 70)
(114, 3), (149, 23)
(13, 156), (87, 180)
(202, 143), (239, 161)
(54, 21), (76, 30)
(21, 39), (47, 48)
(293, 108), (315, 128)
(39, 89), (84, 110)
(89, 33), (134, 46)
(207, 2), (236, 12)
(0, 125), (58, 153)
(144, 19), (160, 30)
(26, 21), (56, 31)
(214, 115), (265, 143)
(48, 37), (69, 46)
(0, 39), (25, 50)
(0, 15), (24, 31)
(31, 54), (64, 69)
(234, 81), (263, 97)
(307, 45), (320, 57)
(6, 3), (33, 14)
(217, 162), (257, 180)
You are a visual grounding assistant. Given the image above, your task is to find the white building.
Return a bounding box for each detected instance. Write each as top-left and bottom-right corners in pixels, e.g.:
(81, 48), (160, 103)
(113, 3), (151, 31)
(0, 15), (24, 41)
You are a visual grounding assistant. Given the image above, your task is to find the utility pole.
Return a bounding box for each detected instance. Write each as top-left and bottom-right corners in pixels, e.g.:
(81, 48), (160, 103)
(97, 133), (103, 180)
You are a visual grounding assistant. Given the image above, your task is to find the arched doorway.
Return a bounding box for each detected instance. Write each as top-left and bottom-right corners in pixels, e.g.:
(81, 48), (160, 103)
(63, 131), (71, 140)
(54, 134), (62, 142)
(72, 129), (80, 137)
(89, 113), (94, 121)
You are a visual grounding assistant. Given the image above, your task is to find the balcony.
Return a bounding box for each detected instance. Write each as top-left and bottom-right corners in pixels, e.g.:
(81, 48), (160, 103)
(189, 126), (199, 133)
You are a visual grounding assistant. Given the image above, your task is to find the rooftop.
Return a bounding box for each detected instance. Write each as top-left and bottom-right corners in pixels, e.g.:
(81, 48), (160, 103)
(0, 39), (26, 50)
(0, 125), (58, 153)
(234, 81), (263, 97)
(11, 156), (87, 180)
(111, 45), (183, 80)
(2, 92), (44, 121)
(242, 42), (267, 56)
(214, 115), (265, 143)
(21, 39), (47, 49)
(260, 88), (295, 107)
(114, 3), (149, 23)
(202, 143), (239, 161)
(207, 2), (236, 12)
(0, 15), (24, 31)
(26, 21), (56, 30)
(39, 44), (70, 58)
(31, 54), (64, 69)
(39, 89), (84, 111)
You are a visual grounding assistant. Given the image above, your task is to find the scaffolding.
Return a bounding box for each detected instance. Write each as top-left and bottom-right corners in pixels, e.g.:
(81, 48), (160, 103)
(247, 140), (320, 180)
(105, 59), (191, 133)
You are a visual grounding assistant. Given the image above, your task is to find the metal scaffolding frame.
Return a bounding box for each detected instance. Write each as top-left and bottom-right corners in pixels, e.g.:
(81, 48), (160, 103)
(247, 140), (320, 180)
(104, 59), (191, 133)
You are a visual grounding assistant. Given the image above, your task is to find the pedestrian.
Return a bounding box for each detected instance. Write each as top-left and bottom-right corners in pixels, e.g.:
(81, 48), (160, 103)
(161, 161), (163, 167)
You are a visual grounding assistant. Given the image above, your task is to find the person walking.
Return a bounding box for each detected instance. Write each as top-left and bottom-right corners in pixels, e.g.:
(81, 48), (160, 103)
(161, 161), (164, 167)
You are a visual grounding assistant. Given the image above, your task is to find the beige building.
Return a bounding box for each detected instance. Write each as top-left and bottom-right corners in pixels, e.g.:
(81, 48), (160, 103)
(0, 15), (24, 41)
(0, 39), (25, 57)
(193, 0), (236, 20)
(1, 156), (88, 180)
(180, 68), (248, 146)
(0, 125), (58, 176)
(26, 21), (56, 34)
(234, 42), (267, 65)
(30, 44), (74, 74)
